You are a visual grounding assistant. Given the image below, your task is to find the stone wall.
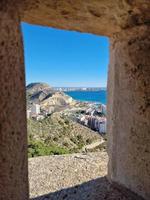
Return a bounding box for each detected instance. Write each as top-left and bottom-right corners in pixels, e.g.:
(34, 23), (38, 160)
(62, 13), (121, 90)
(20, 0), (150, 36)
(0, 0), (150, 200)
(107, 25), (150, 200)
(0, 1), (29, 200)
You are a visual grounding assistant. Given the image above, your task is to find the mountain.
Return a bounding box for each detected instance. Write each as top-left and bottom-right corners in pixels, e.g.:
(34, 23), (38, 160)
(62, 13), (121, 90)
(26, 82), (74, 109)
(26, 82), (54, 106)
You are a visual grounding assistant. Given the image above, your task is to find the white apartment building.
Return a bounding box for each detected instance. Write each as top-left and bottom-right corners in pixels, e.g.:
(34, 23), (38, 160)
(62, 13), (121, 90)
(27, 109), (31, 119)
(31, 104), (40, 115)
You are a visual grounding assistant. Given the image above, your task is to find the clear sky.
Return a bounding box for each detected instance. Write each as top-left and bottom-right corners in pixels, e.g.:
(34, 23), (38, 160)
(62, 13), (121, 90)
(22, 22), (109, 87)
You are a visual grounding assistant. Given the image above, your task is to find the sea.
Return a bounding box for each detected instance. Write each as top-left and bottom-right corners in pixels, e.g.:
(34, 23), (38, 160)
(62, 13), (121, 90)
(65, 90), (107, 105)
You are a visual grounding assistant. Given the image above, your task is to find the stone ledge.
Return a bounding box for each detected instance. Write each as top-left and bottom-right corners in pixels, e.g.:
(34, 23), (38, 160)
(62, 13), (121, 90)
(29, 152), (145, 200)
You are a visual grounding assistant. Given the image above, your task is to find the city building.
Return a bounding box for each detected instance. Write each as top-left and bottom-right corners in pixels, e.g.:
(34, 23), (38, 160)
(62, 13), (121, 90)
(27, 109), (31, 119)
(31, 104), (40, 116)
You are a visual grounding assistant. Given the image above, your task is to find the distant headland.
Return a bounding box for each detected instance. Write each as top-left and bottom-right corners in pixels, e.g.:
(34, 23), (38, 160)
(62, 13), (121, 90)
(53, 87), (107, 92)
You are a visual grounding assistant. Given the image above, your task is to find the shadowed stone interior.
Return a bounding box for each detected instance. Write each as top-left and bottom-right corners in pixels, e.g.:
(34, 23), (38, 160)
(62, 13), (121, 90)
(0, 1), (150, 200)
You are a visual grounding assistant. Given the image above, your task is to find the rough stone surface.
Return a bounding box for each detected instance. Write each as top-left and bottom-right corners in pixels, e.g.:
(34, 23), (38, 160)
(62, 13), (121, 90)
(0, 2), (29, 200)
(0, 1), (150, 200)
(107, 25), (150, 200)
(29, 153), (144, 200)
(29, 152), (108, 198)
(20, 0), (150, 36)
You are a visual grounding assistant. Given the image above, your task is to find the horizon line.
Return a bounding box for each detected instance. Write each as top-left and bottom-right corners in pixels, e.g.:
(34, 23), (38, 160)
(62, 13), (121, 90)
(26, 82), (107, 88)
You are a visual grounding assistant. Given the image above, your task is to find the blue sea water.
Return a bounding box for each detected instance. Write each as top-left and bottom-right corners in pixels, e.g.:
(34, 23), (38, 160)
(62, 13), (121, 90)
(65, 90), (107, 105)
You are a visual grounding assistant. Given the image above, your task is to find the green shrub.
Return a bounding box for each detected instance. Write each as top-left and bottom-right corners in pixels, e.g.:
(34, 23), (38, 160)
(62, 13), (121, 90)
(70, 135), (85, 149)
(86, 138), (92, 145)
(77, 134), (83, 141)
(64, 119), (70, 125)
(70, 137), (78, 144)
(28, 140), (70, 158)
(76, 134), (85, 148)
(63, 142), (69, 147)
(53, 136), (59, 142)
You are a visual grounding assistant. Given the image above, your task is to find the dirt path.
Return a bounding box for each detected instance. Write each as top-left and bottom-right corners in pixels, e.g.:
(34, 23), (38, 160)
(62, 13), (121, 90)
(82, 140), (105, 151)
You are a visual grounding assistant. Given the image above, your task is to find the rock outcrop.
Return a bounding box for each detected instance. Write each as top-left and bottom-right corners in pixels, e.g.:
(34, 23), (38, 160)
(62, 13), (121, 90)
(26, 83), (74, 109)
(26, 83), (55, 106)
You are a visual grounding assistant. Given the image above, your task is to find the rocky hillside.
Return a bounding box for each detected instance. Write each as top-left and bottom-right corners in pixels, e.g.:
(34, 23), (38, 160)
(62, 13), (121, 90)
(26, 82), (55, 107)
(28, 112), (106, 157)
(27, 82), (52, 94)
(26, 82), (75, 110)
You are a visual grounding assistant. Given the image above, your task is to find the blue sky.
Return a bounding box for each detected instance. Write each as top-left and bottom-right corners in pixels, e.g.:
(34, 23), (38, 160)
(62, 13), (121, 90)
(22, 22), (109, 87)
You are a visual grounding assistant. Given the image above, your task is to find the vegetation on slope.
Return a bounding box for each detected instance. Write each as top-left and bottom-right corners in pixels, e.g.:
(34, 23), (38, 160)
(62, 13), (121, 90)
(27, 113), (105, 157)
